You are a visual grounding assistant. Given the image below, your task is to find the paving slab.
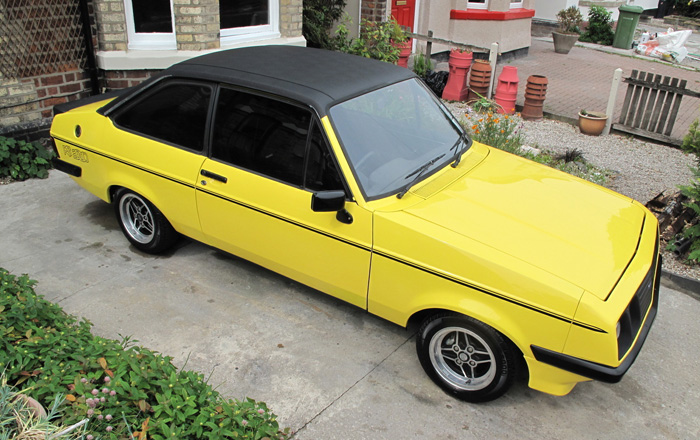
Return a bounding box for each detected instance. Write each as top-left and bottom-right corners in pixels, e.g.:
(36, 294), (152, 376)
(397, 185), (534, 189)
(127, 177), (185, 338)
(1, 172), (699, 439)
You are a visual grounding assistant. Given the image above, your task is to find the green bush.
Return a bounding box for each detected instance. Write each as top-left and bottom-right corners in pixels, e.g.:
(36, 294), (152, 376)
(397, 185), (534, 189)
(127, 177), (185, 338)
(0, 135), (54, 181)
(681, 114), (700, 166)
(412, 52), (432, 78)
(335, 18), (407, 63)
(677, 167), (700, 262)
(302, 0), (347, 49)
(674, 0), (700, 19)
(580, 5), (614, 45)
(557, 6), (583, 34)
(0, 268), (289, 440)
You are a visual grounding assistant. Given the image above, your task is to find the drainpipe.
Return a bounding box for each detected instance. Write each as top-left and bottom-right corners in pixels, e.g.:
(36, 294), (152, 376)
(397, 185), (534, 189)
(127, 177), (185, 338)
(79, 0), (100, 96)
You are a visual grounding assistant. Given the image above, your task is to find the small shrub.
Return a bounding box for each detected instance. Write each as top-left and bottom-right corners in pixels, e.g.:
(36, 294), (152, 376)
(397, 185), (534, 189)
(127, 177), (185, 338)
(674, 0), (700, 19)
(412, 52), (432, 78)
(0, 268), (289, 440)
(335, 18), (407, 63)
(557, 6), (583, 34)
(0, 376), (81, 439)
(580, 5), (615, 45)
(677, 167), (700, 262)
(302, 0), (347, 49)
(0, 135), (54, 181)
(681, 113), (700, 166)
(462, 109), (524, 154)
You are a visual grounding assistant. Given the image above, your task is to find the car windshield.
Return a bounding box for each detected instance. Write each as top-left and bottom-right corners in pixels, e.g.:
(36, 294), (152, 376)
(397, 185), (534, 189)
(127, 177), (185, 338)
(329, 78), (468, 200)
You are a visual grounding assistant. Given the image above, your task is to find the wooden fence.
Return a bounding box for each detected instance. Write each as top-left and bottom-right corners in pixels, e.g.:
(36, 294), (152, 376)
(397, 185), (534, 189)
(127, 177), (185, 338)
(615, 69), (700, 145)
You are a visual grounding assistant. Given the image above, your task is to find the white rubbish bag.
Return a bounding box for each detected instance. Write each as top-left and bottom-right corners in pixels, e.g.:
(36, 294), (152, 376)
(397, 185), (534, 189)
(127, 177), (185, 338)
(636, 29), (692, 63)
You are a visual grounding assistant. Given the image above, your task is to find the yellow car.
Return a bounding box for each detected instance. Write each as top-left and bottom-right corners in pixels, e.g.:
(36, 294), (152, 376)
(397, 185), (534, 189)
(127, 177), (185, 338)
(50, 46), (660, 402)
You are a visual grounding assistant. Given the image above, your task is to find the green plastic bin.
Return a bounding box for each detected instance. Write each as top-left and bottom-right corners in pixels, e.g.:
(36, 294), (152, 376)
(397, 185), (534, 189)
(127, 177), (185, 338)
(613, 5), (644, 49)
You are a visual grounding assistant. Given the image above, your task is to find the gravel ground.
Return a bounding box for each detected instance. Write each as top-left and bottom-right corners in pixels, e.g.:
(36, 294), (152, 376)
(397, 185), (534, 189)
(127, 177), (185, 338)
(447, 101), (699, 281)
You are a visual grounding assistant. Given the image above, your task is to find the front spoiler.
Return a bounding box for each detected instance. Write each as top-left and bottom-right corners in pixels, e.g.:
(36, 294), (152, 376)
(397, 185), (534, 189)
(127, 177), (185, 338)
(531, 283), (659, 383)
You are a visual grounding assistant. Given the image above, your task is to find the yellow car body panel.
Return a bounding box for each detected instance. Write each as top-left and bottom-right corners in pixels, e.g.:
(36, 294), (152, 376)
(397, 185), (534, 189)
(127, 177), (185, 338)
(194, 156), (372, 309)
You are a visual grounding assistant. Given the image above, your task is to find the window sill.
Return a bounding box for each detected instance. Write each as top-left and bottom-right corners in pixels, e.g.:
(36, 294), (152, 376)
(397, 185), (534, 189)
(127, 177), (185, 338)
(450, 8), (535, 20)
(96, 35), (306, 71)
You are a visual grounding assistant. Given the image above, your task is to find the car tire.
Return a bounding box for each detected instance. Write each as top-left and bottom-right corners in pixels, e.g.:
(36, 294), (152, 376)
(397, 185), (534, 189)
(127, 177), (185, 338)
(113, 189), (178, 254)
(416, 313), (517, 402)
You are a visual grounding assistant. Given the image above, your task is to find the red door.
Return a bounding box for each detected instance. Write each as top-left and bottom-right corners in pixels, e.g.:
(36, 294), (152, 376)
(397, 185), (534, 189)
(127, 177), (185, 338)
(391, 0), (416, 32)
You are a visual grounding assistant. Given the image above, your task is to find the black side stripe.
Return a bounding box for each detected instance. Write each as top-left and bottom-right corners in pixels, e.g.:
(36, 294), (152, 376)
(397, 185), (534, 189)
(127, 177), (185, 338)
(196, 186), (370, 252)
(56, 135), (604, 333)
(373, 250), (605, 333)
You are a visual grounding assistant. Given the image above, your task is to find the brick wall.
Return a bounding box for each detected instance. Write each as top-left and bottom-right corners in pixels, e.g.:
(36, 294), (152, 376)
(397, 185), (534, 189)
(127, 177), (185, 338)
(0, 69), (93, 138)
(280, 0), (303, 37)
(103, 70), (158, 90)
(95, 0), (127, 51)
(361, 0), (388, 22)
(174, 0), (220, 51)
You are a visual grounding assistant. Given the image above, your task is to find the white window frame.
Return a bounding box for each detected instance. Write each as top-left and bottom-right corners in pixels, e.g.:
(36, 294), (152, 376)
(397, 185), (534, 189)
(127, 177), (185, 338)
(510, 0), (524, 8)
(220, 0), (280, 46)
(466, 0), (488, 9)
(124, 0), (177, 50)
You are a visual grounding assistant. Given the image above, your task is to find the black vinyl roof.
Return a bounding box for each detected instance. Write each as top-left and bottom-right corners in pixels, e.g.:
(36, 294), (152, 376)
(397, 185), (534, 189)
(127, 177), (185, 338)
(103, 46), (416, 117)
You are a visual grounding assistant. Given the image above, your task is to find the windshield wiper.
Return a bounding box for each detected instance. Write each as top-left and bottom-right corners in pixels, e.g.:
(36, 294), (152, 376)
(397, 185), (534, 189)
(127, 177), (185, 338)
(396, 153), (445, 199)
(450, 132), (473, 168)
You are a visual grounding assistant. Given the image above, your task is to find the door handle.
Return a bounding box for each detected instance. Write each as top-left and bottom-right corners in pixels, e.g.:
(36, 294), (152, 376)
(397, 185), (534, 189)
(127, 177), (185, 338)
(200, 169), (228, 183)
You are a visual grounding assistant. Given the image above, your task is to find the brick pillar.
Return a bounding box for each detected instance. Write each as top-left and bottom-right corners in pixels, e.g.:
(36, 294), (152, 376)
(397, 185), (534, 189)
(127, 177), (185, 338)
(174, 0), (220, 51)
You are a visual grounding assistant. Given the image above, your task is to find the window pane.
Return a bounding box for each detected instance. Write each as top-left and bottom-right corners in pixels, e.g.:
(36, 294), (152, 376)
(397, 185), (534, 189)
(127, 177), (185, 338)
(115, 83), (211, 151)
(305, 123), (344, 192)
(132, 0), (173, 33)
(212, 88), (310, 186)
(220, 0), (269, 29)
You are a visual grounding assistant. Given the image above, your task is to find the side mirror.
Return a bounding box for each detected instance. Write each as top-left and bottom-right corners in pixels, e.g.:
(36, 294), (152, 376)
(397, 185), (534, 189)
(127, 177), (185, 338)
(311, 190), (346, 212)
(311, 190), (353, 224)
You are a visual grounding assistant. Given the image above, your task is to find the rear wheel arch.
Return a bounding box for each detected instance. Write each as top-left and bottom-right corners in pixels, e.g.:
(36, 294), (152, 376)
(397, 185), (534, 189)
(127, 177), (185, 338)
(112, 187), (179, 254)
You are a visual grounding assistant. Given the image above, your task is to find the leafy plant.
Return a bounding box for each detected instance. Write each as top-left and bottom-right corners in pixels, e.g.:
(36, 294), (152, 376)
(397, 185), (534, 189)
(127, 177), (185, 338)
(677, 167), (700, 262)
(0, 375), (83, 439)
(0, 136), (54, 181)
(463, 109), (523, 154)
(580, 5), (614, 45)
(557, 6), (583, 34)
(302, 0), (347, 49)
(681, 113), (700, 166)
(412, 52), (433, 78)
(0, 268), (290, 440)
(673, 0), (700, 19)
(335, 18), (407, 63)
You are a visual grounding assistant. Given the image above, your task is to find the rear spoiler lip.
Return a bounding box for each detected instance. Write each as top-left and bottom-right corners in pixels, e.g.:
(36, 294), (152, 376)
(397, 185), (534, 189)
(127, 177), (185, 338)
(52, 89), (128, 116)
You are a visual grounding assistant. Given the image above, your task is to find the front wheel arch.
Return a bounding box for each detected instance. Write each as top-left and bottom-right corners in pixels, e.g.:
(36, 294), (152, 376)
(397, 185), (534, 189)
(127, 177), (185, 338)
(415, 311), (524, 402)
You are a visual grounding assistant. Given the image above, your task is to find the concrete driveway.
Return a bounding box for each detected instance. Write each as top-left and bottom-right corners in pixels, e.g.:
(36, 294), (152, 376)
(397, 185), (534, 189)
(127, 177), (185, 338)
(1, 171), (699, 439)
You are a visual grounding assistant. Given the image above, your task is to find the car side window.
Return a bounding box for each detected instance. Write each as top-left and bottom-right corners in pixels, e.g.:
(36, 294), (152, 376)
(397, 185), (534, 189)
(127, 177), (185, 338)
(305, 122), (344, 192)
(212, 87), (311, 187)
(114, 82), (212, 151)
